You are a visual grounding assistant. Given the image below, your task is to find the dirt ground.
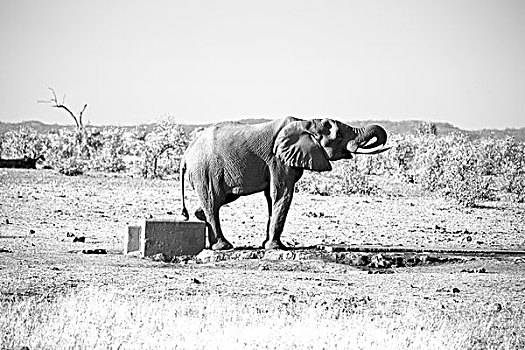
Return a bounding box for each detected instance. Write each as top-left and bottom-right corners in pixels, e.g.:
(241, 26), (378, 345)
(1, 169), (525, 313)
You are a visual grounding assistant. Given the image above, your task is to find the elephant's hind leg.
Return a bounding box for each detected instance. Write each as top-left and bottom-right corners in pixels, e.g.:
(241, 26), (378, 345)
(194, 185), (233, 251)
(206, 206), (233, 250)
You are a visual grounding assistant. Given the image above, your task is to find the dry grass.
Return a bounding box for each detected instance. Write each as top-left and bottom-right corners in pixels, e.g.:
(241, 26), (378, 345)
(2, 287), (524, 350)
(2, 171), (525, 349)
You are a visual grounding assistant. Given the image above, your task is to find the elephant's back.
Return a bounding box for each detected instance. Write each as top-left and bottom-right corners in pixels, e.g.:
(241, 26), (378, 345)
(183, 123), (273, 192)
(183, 126), (219, 174)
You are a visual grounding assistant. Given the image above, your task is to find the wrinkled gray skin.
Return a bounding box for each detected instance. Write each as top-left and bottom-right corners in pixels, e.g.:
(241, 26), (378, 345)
(180, 117), (388, 250)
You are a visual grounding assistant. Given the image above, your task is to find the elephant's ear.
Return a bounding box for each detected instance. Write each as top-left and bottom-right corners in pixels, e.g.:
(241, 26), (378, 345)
(273, 121), (332, 171)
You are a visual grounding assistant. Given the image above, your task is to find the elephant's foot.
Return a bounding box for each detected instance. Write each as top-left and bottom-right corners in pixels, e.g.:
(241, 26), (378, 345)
(263, 239), (288, 250)
(194, 208), (206, 221)
(211, 238), (234, 251)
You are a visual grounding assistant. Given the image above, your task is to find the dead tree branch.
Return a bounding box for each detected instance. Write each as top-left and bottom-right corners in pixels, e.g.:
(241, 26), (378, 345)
(38, 88), (87, 129)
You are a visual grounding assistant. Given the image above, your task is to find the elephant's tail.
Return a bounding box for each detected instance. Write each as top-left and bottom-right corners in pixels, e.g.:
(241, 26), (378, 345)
(179, 158), (189, 221)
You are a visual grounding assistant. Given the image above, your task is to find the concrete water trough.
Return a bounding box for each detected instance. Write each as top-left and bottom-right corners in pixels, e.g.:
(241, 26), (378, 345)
(125, 219), (206, 258)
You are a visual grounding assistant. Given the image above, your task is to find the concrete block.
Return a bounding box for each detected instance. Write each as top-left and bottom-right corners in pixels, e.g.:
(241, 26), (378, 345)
(125, 219), (206, 258)
(124, 225), (141, 254)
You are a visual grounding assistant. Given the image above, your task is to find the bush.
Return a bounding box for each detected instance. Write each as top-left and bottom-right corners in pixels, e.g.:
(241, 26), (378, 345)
(499, 137), (525, 202)
(55, 158), (86, 176)
(380, 132), (525, 206)
(134, 117), (190, 178)
(2, 117), (189, 177)
(45, 128), (88, 175)
(0, 126), (49, 159)
(89, 127), (127, 173)
(439, 139), (495, 206)
(296, 159), (376, 196)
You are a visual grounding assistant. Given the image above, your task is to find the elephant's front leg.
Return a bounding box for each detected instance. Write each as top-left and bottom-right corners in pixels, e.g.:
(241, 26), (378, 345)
(264, 172), (301, 249)
(263, 188), (272, 245)
(264, 185), (294, 249)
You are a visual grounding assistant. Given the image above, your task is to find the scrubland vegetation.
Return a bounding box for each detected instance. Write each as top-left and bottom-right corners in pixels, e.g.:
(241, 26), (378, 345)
(0, 117), (189, 178)
(2, 119), (523, 206)
(298, 128), (525, 206)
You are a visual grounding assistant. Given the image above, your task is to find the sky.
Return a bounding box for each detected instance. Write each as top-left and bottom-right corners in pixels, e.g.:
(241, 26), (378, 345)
(0, 0), (524, 130)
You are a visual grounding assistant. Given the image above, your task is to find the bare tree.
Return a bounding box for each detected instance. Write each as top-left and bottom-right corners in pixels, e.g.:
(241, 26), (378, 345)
(38, 88), (87, 129)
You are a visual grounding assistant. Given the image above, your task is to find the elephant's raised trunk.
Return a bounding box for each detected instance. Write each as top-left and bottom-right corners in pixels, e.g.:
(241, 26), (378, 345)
(347, 125), (389, 155)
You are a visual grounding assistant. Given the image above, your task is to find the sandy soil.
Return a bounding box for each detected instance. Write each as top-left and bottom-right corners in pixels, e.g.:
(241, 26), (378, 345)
(1, 169), (525, 313)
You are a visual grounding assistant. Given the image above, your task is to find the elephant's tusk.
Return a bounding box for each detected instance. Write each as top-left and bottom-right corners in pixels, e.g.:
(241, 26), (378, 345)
(352, 146), (391, 155)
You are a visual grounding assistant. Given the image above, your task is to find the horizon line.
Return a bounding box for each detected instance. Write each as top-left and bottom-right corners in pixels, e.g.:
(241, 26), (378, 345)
(1, 117), (524, 132)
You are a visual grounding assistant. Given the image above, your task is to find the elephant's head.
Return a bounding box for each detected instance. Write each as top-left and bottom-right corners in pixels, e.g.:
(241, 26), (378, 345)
(274, 118), (389, 171)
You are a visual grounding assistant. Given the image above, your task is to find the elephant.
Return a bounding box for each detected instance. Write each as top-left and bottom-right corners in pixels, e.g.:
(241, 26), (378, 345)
(179, 117), (389, 250)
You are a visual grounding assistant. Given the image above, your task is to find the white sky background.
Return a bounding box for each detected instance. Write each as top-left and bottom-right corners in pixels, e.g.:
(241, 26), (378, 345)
(0, 0), (524, 129)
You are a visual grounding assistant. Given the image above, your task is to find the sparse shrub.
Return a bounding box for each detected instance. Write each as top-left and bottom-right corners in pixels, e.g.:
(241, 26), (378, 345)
(0, 126), (49, 159)
(381, 133), (419, 182)
(295, 173), (332, 196)
(89, 127), (127, 173)
(0, 118), (190, 177)
(295, 159), (376, 196)
(440, 139), (495, 206)
(44, 127), (115, 175)
(381, 132), (525, 206)
(55, 157), (86, 176)
(355, 152), (385, 176)
(295, 131), (521, 204)
(334, 159), (377, 196)
(45, 128), (87, 175)
(499, 137), (525, 202)
(412, 133), (454, 192)
(415, 121), (437, 136)
(408, 133), (497, 206)
(135, 116), (190, 178)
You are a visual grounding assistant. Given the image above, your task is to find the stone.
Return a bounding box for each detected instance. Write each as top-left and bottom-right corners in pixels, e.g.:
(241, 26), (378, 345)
(82, 249), (107, 254)
(490, 302), (502, 312)
(238, 251), (261, 260)
(149, 253), (170, 262)
(335, 252), (353, 265)
(195, 249), (220, 263)
(394, 256), (405, 267)
(353, 254), (370, 266)
(263, 250), (296, 260)
(139, 219), (206, 258)
(370, 253), (392, 268)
